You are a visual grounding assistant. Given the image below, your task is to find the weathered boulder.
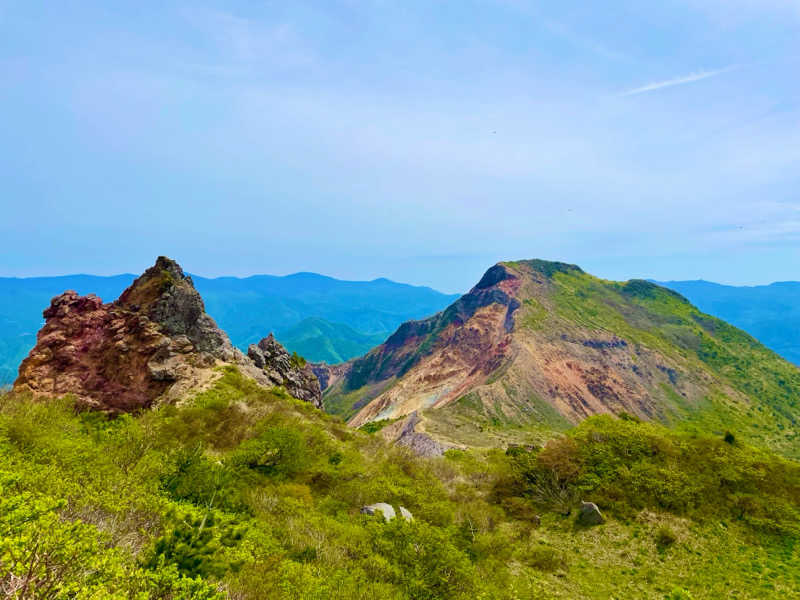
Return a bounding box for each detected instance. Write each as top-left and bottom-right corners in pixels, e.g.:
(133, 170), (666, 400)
(361, 503), (396, 521)
(398, 506), (414, 521)
(361, 503), (413, 522)
(577, 501), (605, 526)
(248, 334), (322, 408)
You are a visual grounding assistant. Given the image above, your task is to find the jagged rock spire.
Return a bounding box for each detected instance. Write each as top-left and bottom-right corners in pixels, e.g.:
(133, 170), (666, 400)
(14, 256), (322, 412)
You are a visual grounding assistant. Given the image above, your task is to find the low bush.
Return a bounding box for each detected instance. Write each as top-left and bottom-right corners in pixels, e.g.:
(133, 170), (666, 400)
(508, 415), (800, 534)
(1, 374), (799, 599)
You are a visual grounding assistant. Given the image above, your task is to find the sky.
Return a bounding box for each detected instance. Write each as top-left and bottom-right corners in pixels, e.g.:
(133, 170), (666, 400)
(1, 1), (799, 293)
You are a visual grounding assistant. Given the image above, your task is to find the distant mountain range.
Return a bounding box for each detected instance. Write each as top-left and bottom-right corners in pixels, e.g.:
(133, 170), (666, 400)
(1, 270), (797, 387)
(0, 272), (459, 385)
(658, 280), (800, 365)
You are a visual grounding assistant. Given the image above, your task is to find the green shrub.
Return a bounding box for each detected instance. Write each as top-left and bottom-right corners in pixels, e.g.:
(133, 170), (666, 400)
(161, 446), (247, 512)
(290, 351), (307, 368)
(143, 507), (245, 579)
(666, 589), (694, 600)
(359, 419), (394, 434)
(0, 471), (221, 599)
(229, 427), (308, 479)
(508, 416), (800, 533)
(524, 544), (565, 572)
(655, 525), (677, 548)
(369, 519), (475, 600)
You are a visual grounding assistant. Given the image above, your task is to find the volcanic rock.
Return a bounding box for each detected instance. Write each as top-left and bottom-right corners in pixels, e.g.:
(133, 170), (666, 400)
(117, 256), (240, 362)
(382, 411), (453, 457)
(398, 506), (414, 521)
(248, 334), (322, 408)
(13, 256), (321, 412)
(577, 501), (605, 526)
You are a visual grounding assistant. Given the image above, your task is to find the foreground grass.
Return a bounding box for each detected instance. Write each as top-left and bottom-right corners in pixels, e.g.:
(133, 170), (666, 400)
(0, 367), (798, 598)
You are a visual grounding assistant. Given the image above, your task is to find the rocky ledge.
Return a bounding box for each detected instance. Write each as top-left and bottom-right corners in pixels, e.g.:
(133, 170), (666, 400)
(14, 256), (322, 412)
(248, 334), (321, 406)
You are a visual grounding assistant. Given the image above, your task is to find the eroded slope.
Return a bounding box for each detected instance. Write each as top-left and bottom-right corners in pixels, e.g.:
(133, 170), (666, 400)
(321, 259), (800, 454)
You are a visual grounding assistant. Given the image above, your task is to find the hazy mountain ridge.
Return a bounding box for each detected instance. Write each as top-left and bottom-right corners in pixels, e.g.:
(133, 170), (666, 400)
(3, 270), (798, 388)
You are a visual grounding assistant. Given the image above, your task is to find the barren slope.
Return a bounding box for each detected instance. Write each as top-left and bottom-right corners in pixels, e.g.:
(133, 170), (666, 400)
(320, 260), (800, 454)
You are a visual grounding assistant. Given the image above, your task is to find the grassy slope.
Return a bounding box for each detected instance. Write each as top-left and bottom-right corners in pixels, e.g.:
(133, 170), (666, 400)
(336, 262), (800, 460)
(1, 369), (799, 598)
(278, 317), (387, 364)
(659, 280), (800, 365)
(545, 267), (800, 458)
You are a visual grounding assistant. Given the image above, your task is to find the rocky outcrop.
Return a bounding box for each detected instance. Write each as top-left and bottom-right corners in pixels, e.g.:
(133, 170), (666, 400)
(577, 501), (605, 526)
(14, 290), (177, 412)
(381, 411), (453, 457)
(14, 257), (322, 412)
(248, 334), (322, 408)
(117, 256), (240, 362)
(360, 503), (413, 522)
(310, 361), (351, 392)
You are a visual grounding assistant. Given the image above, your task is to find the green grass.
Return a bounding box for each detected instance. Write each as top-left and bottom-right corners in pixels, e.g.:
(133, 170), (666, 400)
(421, 389), (571, 449)
(519, 297), (548, 330)
(358, 418), (398, 434)
(548, 269), (800, 458)
(1, 370), (798, 599)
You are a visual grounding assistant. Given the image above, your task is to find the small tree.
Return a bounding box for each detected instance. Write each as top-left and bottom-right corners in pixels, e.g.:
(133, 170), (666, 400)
(143, 508), (244, 579)
(229, 427), (307, 479)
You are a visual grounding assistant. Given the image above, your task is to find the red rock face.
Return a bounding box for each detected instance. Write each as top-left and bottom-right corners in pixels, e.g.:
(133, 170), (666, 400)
(15, 290), (172, 412)
(14, 256), (324, 412)
(323, 260), (709, 432)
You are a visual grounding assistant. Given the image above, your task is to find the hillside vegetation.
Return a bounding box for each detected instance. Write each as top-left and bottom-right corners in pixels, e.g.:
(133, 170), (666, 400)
(323, 260), (800, 462)
(1, 367), (799, 599)
(546, 267), (800, 457)
(279, 318), (387, 364)
(660, 280), (800, 366)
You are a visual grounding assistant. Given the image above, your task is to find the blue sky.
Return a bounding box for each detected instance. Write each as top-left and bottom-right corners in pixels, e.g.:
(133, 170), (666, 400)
(1, 1), (798, 292)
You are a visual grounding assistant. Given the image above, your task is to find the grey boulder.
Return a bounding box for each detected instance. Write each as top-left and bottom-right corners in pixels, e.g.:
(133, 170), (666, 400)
(577, 501), (605, 526)
(361, 503), (413, 522)
(398, 506), (414, 521)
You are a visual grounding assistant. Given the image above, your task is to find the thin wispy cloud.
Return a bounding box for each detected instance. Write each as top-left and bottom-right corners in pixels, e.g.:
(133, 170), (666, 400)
(543, 19), (631, 63)
(620, 66), (737, 97)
